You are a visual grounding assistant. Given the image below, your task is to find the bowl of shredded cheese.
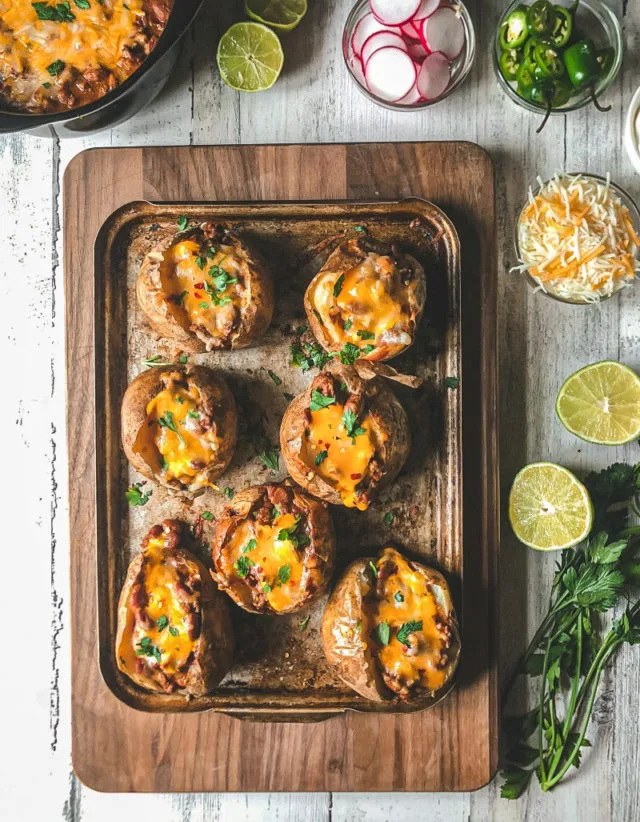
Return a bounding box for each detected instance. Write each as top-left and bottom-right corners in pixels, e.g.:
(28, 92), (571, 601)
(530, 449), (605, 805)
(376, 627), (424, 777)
(515, 173), (640, 304)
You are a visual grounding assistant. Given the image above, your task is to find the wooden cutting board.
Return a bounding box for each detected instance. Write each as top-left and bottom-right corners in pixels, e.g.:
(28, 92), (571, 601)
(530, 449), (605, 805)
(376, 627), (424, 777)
(64, 142), (498, 793)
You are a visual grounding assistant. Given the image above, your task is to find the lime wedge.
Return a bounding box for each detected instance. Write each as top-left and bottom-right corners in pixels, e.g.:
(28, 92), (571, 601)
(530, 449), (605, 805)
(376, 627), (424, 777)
(245, 0), (307, 31)
(217, 22), (284, 92)
(556, 361), (640, 445)
(509, 462), (593, 551)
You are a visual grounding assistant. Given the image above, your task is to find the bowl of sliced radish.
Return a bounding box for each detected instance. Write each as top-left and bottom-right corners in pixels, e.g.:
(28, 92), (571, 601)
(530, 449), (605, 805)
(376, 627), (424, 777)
(343, 0), (475, 109)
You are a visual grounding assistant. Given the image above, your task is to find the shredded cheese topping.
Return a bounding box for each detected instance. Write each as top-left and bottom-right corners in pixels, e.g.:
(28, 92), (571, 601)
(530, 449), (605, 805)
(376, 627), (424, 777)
(516, 174), (640, 303)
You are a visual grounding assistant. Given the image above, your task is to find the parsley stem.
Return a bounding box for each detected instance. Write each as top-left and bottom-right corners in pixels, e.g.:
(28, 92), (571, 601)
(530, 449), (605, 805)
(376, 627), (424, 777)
(537, 631), (553, 785)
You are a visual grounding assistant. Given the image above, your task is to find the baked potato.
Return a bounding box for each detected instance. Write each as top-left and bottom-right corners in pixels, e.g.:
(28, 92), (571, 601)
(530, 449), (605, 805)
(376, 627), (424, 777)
(211, 483), (335, 614)
(304, 237), (426, 362)
(321, 546), (460, 703)
(121, 364), (237, 493)
(116, 519), (234, 697)
(136, 222), (274, 352)
(279, 361), (410, 510)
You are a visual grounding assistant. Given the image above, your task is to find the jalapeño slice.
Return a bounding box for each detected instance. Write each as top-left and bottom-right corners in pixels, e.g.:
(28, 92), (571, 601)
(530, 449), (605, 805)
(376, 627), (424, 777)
(526, 0), (554, 36)
(500, 8), (529, 49)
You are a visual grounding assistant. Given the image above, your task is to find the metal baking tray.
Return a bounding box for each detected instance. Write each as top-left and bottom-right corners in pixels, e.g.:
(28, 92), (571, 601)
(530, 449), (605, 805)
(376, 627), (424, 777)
(94, 198), (461, 720)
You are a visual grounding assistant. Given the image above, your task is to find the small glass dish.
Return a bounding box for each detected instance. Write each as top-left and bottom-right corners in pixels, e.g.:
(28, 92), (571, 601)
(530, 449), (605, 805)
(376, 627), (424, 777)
(342, 0), (476, 111)
(494, 0), (623, 122)
(514, 173), (640, 305)
(624, 86), (640, 176)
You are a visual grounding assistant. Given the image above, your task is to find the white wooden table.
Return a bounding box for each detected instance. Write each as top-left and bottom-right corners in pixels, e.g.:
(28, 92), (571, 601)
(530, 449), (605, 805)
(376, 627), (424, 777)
(2, 0), (640, 819)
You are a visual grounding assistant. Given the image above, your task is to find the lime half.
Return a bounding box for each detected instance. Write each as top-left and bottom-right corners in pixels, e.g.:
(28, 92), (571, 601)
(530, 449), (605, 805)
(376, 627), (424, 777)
(217, 22), (284, 92)
(245, 0), (307, 31)
(556, 360), (640, 445)
(509, 462), (593, 551)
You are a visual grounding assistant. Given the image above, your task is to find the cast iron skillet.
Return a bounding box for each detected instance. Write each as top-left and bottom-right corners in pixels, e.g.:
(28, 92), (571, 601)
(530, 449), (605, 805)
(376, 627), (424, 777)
(0, 0), (204, 137)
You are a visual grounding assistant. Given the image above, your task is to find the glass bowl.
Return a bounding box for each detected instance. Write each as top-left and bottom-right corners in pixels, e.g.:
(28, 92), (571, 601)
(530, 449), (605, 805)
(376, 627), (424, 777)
(494, 0), (623, 120)
(514, 173), (640, 305)
(342, 0), (476, 111)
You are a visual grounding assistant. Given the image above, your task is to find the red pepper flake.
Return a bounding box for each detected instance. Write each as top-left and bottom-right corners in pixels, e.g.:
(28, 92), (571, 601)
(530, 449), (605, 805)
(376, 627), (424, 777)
(350, 473), (362, 480)
(194, 282), (205, 289)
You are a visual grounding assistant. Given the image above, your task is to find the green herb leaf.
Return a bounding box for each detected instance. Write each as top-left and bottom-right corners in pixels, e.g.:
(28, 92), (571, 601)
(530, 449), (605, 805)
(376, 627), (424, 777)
(396, 620), (422, 645)
(333, 274), (345, 298)
(169, 626), (179, 637)
(310, 389), (336, 412)
(357, 330), (375, 340)
(343, 319), (353, 331)
(362, 344), (375, 356)
(315, 450), (328, 466)
(354, 225), (367, 234)
(42, 82), (51, 88)
(201, 510), (214, 521)
(46, 59), (66, 76)
(368, 561), (378, 579)
(500, 767), (533, 800)
(585, 531), (628, 565)
(384, 511), (394, 526)
(125, 482), (152, 506)
(234, 556), (255, 578)
(156, 615), (168, 631)
(195, 256), (206, 270)
(263, 583), (272, 593)
(222, 486), (235, 499)
(339, 342), (361, 365)
(372, 621), (390, 646)
(74, 0), (90, 7)
(177, 215), (188, 231)
(143, 354), (173, 367)
(444, 376), (459, 389)
(242, 539), (257, 554)
(299, 615), (311, 631)
(260, 446), (280, 471)
(157, 410), (185, 445)
(394, 591), (404, 603)
(278, 564), (291, 585)
(267, 369), (282, 386)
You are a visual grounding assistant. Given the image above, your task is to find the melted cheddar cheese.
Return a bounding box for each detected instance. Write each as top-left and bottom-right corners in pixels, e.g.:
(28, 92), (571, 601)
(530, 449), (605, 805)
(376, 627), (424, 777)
(308, 254), (415, 354)
(367, 551), (450, 694)
(0, 0), (170, 112)
(220, 512), (305, 611)
(133, 381), (219, 487)
(117, 535), (195, 678)
(160, 240), (244, 342)
(302, 402), (375, 510)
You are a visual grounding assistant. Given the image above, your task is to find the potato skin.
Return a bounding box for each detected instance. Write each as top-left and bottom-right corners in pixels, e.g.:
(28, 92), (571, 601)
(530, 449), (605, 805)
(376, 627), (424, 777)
(279, 360), (410, 508)
(322, 547), (461, 704)
(137, 223), (274, 352)
(116, 520), (234, 698)
(211, 483), (335, 615)
(304, 237), (426, 362)
(121, 364), (237, 493)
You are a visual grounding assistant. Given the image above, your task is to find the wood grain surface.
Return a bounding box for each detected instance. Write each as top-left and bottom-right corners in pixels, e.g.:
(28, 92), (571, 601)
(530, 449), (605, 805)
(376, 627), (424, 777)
(3, 0), (640, 817)
(64, 142), (497, 793)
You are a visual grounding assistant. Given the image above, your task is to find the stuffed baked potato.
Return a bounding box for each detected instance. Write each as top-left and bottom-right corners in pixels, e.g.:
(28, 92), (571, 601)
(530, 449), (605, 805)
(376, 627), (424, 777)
(137, 222), (274, 352)
(211, 483), (335, 614)
(116, 519), (234, 697)
(121, 364), (237, 493)
(321, 546), (460, 703)
(304, 237), (426, 362)
(279, 361), (410, 510)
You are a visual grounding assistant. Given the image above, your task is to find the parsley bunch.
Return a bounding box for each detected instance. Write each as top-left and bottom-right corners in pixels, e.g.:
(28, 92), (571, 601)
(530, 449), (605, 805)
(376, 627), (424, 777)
(501, 462), (640, 798)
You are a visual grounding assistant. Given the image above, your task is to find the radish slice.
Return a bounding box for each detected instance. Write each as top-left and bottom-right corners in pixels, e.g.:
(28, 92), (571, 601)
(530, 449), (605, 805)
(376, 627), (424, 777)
(351, 12), (399, 57)
(397, 83), (424, 105)
(399, 21), (419, 39)
(348, 53), (366, 87)
(416, 51), (451, 99)
(423, 7), (465, 60)
(413, 0), (441, 18)
(408, 41), (428, 61)
(362, 31), (408, 66)
(370, 0), (421, 26)
(364, 47), (417, 101)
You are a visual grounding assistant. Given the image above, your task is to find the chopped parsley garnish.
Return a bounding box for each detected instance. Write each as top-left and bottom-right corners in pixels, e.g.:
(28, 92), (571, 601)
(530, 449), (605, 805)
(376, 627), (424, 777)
(283, 392), (295, 402)
(372, 621), (390, 646)
(169, 626), (179, 637)
(290, 340), (335, 372)
(277, 517), (310, 549)
(222, 486), (235, 499)
(178, 354), (188, 364)
(338, 342), (361, 365)
(444, 376), (459, 389)
(242, 539), (257, 554)
(369, 561), (378, 579)
(313, 308), (324, 326)
(234, 556), (255, 578)
(263, 583), (272, 593)
(294, 324), (308, 336)
(310, 389), (336, 412)
(187, 410), (200, 418)
(207, 246), (216, 259)
(343, 319), (353, 331)
(195, 256), (206, 270)
(208, 267), (238, 293)
(46, 59), (66, 76)
(362, 344), (375, 355)
(33, 2), (75, 21)
(278, 564), (291, 585)
(175, 290), (188, 305)
(354, 225), (367, 234)
(357, 330), (375, 340)
(74, 0), (90, 7)
(342, 408), (361, 438)
(199, 301), (210, 309)
(397, 620), (423, 645)
(156, 615), (168, 631)
(315, 450), (328, 466)
(125, 482), (152, 506)
(394, 591), (404, 603)
(267, 370), (282, 386)
(201, 510), (214, 521)
(383, 511), (395, 526)
(143, 354), (173, 367)
(157, 410), (185, 444)
(177, 215), (189, 231)
(299, 615), (311, 631)
(135, 636), (162, 663)
(42, 82), (52, 89)
(260, 446), (280, 471)
(333, 274), (345, 298)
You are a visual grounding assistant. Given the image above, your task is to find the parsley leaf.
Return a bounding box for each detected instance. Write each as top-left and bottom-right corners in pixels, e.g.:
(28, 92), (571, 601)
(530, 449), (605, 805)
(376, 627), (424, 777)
(157, 410), (185, 445)
(315, 450), (328, 466)
(242, 539), (257, 554)
(299, 615), (311, 631)
(343, 319), (353, 331)
(195, 255), (206, 270)
(310, 389), (336, 412)
(383, 511), (395, 526)
(444, 376), (459, 389)
(368, 561), (378, 579)
(46, 59), (66, 75)
(234, 556), (255, 578)
(278, 564), (291, 585)
(125, 482), (152, 506)
(156, 615), (168, 631)
(260, 446), (280, 471)
(222, 486), (235, 499)
(201, 510), (214, 521)
(394, 591), (404, 602)
(169, 626), (179, 637)
(267, 370), (282, 386)
(397, 620), (423, 645)
(372, 621), (390, 646)
(74, 0), (90, 7)
(333, 273), (345, 298)
(357, 330), (375, 340)
(339, 342), (361, 365)
(177, 215), (189, 231)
